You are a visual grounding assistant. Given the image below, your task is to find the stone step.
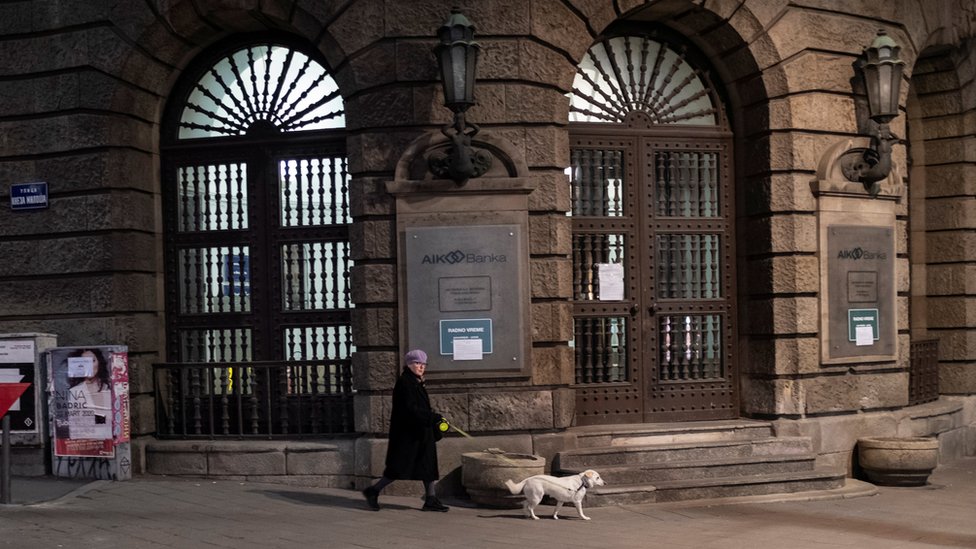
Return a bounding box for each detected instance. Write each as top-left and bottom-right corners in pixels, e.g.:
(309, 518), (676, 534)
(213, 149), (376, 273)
(555, 437), (813, 469)
(570, 419), (774, 449)
(559, 453), (816, 484)
(584, 469), (847, 506)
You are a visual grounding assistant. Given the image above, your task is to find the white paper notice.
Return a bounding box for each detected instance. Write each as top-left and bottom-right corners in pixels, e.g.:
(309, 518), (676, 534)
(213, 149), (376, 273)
(453, 338), (483, 361)
(67, 356), (94, 378)
(598, 263), (624, 301)
(855, 325), (874, 346)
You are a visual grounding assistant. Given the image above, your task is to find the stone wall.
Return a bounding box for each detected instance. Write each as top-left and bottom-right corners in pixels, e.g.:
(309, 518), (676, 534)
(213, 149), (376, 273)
(0, 0), (974, 480)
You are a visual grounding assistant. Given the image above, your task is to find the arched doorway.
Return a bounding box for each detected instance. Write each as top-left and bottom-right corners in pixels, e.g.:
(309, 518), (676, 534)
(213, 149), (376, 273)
(569, 30), (737, 424)
(157, 35), (354, 436)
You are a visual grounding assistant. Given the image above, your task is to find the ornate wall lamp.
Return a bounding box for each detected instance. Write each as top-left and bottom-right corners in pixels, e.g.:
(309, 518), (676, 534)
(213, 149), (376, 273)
(841, 30), (906, 196)
(428, 7), (492, 185)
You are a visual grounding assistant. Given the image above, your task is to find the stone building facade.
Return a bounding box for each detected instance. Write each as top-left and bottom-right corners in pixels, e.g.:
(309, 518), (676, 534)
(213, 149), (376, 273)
(1, 0), (974, 491)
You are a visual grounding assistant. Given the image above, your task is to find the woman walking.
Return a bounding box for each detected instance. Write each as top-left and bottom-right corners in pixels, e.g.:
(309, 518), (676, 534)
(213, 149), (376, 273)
(362, 349), (449, 512)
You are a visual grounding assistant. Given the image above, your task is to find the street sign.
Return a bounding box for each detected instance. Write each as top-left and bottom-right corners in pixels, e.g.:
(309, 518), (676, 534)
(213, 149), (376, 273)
(9, 182), (48, 211)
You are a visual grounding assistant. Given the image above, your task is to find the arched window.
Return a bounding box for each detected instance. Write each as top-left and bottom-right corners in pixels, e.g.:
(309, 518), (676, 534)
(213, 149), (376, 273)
(158, 37), (353, 437)
(568, 31), (737, 425)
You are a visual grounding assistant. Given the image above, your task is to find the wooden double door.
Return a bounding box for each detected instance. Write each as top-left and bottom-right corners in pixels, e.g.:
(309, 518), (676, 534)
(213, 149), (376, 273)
(570, 127), (737, 424)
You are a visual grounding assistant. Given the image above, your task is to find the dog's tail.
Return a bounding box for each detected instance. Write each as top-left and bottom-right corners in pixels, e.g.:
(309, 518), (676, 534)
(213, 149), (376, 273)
(504, 479), (526, 495)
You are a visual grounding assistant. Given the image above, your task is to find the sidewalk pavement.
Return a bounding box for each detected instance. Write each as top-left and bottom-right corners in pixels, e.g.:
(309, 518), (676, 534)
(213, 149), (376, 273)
(2, 458), (975, 549)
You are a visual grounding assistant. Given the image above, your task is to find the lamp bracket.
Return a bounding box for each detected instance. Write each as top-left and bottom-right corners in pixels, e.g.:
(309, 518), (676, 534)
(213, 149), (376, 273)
(839, 124), (898, 197)
(427, 115), (493, 185)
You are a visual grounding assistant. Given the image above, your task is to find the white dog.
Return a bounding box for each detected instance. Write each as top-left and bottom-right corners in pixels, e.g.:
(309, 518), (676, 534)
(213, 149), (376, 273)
(504, 470), (605, 520)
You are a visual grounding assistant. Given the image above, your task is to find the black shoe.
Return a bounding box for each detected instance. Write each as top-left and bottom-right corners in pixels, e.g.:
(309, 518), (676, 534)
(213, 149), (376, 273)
(422, 496), (449, 512)
(362, 486), (380, 511)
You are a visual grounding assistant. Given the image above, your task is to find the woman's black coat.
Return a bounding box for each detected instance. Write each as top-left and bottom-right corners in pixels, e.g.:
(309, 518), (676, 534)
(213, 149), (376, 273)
(383, 368), (441, 481)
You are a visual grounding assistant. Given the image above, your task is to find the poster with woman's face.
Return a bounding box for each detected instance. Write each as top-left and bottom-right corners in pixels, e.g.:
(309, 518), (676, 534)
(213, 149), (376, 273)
(49, 346), (128, 458)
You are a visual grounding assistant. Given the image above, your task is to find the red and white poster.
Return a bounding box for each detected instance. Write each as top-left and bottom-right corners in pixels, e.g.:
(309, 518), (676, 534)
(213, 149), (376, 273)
(50, 346), (129, 458)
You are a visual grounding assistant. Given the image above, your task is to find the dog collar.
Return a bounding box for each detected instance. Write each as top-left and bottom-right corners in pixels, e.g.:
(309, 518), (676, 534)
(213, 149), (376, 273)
(576, 473), (587, 493)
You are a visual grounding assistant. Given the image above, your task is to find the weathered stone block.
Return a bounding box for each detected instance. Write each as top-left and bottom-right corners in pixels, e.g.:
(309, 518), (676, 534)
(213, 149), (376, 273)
(345, 87), (415, 129)
(130, 393), (156, 436)
(940, 362), (976, 394)
(428, 393), (470, 431)
(208, 448), (286, 475)
(348, 130), (424, 174)
(746, 255), (820, 294)
(926, 297), (976, 328)
(530, 345), (573, 386)
(518, 39), (576, 91)
(931, 330), (976, 361)
(353, 351), (399, 392)
(528, 171), (572, 213)
(326, 0), (384, 55)
(743, 173), (818, 216)
(349, 219), (394, 260)
(743, 296), (819, 335)
(529, 214), (571, 255)
(523, 125), (570, 169)
(478, 38), (520, 80)
(741, 214), (817, 256)
(349, 176), (395, 217)
(531, 301), (573, 342)
(286, 443), (352, 475)
(146, 444), (208, 475)
(776, 94), (857, 134)
(505, 85), (569, 124)
(354, 393), (392, 435)
(551, 387), (575, 429)
(341, 40), (397, 90)
(469, 390), (554, 430)
(742, 336), (820, 376)
(926, 197), (976, 231)
(740, 378), (802, 416)
(926, 264), (976, 295)
(350, 307), (398, 347)
(803, 371), (908, 414)
(924, 163), (976, 197)
(529, 0), (590, 61)
(351, 263), (396, 303)
(530, 258), (573, 299)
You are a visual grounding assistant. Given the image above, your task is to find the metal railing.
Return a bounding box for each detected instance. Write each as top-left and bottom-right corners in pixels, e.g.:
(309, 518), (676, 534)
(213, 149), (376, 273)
(154, 360), (354, 438)
(909, 338), (939, 406)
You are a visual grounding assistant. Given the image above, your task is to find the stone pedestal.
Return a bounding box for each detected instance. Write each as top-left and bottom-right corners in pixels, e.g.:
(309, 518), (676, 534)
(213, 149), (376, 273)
(461, 450), (544, 508)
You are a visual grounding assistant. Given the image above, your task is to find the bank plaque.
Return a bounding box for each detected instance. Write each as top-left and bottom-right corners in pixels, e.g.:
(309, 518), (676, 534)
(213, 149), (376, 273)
(826, 225), (895, 360)
(404, 225), (524, 371)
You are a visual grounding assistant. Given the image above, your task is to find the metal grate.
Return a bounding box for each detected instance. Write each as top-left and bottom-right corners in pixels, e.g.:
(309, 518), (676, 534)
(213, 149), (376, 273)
(909, 339), (939, 406)
(659, 314), (723, 381)
(154, 360), (354, 437)
(654, 151), (718, 217)
(161, 40), (353, 437)
(570, 35), (717, 125)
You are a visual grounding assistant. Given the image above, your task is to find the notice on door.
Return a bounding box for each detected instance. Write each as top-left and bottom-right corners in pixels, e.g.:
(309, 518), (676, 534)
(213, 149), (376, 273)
(597, 263), (624, 301)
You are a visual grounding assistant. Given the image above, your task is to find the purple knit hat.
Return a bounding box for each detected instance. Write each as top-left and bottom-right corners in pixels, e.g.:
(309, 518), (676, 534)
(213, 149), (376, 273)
(404, 349), (428, 365)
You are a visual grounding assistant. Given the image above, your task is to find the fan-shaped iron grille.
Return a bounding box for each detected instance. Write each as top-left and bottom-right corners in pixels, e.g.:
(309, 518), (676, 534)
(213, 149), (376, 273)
(178, 44), (344, 139)
(570, 35), (717, 125)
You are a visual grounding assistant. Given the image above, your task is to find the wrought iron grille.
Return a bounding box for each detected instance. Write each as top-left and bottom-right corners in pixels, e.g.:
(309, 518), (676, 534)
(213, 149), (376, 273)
(570, 35), (718, 125)
(154, 360), (353, 437)
(159, 39), (353, 437)
(909, 338), (939, 406)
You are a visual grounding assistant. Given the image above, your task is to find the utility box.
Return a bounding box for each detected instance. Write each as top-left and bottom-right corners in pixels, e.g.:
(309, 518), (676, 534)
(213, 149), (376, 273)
(47, 345), (131, 480)
(0, 333), (57, 476)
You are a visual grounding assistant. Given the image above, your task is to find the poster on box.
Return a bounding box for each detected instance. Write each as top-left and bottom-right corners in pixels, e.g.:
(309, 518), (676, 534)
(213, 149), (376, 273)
(49, 346), (128, 458)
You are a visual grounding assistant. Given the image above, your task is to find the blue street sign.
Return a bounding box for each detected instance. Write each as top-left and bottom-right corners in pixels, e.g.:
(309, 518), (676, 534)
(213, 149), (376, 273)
(10, 182), (48, 211)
